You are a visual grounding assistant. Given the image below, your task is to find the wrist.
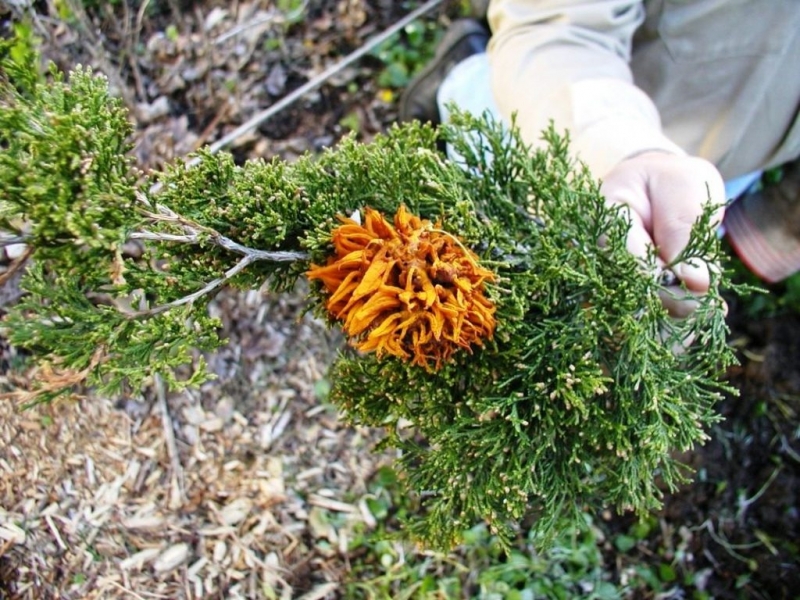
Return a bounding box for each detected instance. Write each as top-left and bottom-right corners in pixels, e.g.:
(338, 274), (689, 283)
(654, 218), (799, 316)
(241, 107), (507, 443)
(571, 117), (687, 178)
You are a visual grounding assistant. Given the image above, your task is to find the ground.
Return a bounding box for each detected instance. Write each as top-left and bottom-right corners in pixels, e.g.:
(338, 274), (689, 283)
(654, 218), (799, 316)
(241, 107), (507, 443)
(0, 1), (798, 599)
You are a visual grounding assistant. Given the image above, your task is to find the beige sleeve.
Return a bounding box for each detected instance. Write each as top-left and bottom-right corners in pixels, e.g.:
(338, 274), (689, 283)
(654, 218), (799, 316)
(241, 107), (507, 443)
(488, 0), (685, 178)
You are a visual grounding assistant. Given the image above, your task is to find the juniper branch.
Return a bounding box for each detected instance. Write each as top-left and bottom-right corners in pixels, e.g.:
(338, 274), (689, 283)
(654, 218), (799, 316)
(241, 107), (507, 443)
(127, 224), (308, 262)
(1, 44), (738, 551)
(121, 193), (308, 316)
(128, 253), (258, 318)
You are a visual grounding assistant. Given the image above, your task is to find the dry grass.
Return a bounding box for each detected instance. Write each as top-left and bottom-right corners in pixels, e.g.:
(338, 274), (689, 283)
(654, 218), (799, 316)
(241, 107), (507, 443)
(1, 287), (390, 599)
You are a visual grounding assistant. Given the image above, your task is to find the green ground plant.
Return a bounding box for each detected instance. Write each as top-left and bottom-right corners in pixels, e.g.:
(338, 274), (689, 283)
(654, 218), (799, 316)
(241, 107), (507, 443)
(348, 507), (627, 599)
(0, 40), (736, 550)
(726, 253), (800, 318)
(345, 466), (677, 599)
(345, 467), (735, 599)
(372, 19), (443, 89)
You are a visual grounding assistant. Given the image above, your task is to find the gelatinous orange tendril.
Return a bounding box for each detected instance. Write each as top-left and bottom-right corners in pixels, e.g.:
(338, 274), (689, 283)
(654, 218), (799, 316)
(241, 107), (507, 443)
(307, 205), (496, 370)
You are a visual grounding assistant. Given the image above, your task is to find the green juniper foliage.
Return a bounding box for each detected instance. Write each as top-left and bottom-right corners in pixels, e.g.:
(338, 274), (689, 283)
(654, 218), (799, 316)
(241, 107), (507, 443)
(0, 50), (735, 548)
(0, 40), (218, 400)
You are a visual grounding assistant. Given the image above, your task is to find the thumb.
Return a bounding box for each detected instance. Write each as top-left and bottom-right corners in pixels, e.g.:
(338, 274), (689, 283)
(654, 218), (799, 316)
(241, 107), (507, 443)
(654, 213), (712, 292)
(649, 158), (726, 293)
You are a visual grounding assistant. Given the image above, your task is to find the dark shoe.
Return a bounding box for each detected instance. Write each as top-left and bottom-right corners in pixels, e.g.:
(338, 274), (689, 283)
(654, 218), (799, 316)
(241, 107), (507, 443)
(399, 19), (490, 125)
(726, 158), (800, 282)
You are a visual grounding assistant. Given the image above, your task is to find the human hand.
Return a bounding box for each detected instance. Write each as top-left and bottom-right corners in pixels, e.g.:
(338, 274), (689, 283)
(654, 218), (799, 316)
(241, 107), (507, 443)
(600, 151), (726, 316)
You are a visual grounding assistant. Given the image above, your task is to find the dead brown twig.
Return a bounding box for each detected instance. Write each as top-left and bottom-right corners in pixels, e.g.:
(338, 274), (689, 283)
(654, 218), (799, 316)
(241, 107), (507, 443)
(60, 0), (138, 109)
(154, 373), (185, 510)
(0, 345), (106, 405)
(0, 245), (33, 288)
(195, 0), (445, 163)
(121, 0), (147, 102)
